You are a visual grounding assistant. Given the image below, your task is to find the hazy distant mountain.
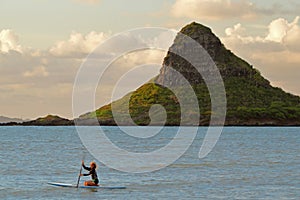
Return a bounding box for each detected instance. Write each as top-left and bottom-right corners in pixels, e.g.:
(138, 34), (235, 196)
(0, 115), (73, 126)
(0, 116), (25, 123)
(21, 115), (73, 126)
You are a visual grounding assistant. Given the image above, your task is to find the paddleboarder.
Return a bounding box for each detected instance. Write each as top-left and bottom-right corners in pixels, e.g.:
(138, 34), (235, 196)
(80, 160), (99, 186)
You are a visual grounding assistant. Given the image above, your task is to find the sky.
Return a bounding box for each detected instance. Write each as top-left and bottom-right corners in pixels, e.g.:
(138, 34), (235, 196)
(0, 0), (299, 119)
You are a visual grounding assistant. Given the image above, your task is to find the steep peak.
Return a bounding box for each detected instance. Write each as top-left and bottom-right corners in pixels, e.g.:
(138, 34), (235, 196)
(174, 21), (224, 61)
(180, 22), (213, 37)
(156, 21), (270, 88)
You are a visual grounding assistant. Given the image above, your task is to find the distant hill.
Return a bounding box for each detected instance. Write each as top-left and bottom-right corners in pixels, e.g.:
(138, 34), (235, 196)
(0, 116), (24, 123)
(21, 115), (73, 126)
(77, 22), (300, 126)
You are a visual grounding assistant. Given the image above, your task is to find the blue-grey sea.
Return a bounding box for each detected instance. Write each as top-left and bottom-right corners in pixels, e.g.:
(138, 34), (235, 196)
(0, 126), (299, 199)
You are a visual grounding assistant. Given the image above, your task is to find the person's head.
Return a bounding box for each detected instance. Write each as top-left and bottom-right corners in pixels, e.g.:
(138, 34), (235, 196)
(90, 161), (97, 169)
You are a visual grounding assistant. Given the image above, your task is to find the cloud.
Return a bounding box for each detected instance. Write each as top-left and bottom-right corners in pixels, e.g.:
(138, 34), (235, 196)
(221, 16), (300, 95)
(224, 16), (300, 50)
(23, 66), (49, 77)
(0, 48), (80, 118)
(282, 17), (300, 51)
(49, 31), (109, 57)
(266, 16), (300, 43)
(0, 29), (22, 53)
(0, 29), (83, 118)
(0, 28), (176, 118)
(171, 0), (259, 20)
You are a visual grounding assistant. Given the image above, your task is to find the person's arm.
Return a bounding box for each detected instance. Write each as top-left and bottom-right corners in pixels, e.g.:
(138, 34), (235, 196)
(82, 172), (91, 176)
(80, 161), (92, 176)
(80, 168), (94, 176)
(82, 161), (91, 170)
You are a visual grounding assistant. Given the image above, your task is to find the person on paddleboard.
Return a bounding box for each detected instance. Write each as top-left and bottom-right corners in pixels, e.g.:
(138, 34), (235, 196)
(80, 160), (99, 186)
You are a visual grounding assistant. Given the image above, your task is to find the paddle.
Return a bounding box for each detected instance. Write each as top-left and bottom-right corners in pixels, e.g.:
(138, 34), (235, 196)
(76, 162), (83, 188)
(76, 155), (85, 188)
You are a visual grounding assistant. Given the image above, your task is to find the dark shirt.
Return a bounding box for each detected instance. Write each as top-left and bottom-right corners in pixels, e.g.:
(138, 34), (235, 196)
(82, 164), (99, 181)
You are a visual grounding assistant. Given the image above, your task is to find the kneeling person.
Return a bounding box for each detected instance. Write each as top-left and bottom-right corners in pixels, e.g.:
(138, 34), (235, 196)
(80, 160), (99, 186)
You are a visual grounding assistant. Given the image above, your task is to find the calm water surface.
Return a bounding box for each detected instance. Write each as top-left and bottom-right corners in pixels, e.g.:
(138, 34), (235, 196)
(0, 126), (299, 199)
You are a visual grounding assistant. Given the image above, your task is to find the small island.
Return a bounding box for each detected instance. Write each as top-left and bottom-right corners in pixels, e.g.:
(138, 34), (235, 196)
(1, 115), (73, 126)
(76, 22), (300, 126)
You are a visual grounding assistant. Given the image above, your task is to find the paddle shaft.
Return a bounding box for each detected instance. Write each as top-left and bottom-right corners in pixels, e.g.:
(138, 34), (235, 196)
(76, 154), (85, 188)
(76, 164), (83, 188)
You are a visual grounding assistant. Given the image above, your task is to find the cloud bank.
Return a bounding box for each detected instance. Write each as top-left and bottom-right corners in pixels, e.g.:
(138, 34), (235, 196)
(223, 16), (300, 53)
(49, 31), (109, 57)
(222, 16), (300, 95)
(0, 29), (171, 118)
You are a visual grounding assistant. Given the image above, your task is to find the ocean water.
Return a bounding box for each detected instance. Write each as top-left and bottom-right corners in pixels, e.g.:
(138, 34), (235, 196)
(0, 126), (299, 199)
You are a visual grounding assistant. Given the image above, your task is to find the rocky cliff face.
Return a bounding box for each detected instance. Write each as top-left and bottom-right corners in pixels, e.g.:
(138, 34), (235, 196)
(156, 22), (270, 88)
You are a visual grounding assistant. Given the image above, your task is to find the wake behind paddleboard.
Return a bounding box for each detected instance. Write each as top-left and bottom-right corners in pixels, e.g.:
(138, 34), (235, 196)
(48, 182), (126, 189)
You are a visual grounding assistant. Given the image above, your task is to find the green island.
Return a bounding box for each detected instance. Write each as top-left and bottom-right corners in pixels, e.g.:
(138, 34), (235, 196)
(78, 22), (300, 126)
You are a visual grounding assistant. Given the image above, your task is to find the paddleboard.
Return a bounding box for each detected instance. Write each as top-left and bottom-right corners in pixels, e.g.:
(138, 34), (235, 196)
(48, 182), (126, 189)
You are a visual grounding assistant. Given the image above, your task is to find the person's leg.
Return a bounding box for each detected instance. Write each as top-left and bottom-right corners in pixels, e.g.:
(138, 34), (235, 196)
(84, 180), (98, 186)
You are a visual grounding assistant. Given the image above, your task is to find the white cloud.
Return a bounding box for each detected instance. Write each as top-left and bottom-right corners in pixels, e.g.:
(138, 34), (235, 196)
(49, 31), (109, 57)
(23, 66), (49, 77)
(225, 23), (244, 36)
(224, 16), (300, 49)
(222, 16), (300, 95)
(0, 29), (83, 118)
(171, 0), (258, 20)
(266, 16), (300, 43)
(0, 29), (22, 53)
(0, 28), (175, 118)
(282, 17), (300, 52)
